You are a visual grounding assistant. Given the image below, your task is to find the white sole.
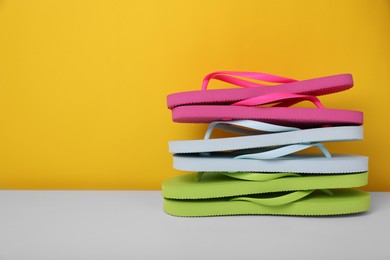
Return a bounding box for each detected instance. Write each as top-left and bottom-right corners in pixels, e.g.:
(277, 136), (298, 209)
(169, 126), (363, 154)
(173, 154), (368, 174)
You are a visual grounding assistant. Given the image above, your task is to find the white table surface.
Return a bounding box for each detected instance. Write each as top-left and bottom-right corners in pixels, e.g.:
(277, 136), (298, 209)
(0, 191), (388, 260)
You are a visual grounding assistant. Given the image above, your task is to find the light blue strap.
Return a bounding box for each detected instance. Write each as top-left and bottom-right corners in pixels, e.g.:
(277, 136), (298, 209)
(195, 172), (301, 182)
(234, 143), (331, 160)
(223, 172), (301, 181)
(204, 120), (300, 139)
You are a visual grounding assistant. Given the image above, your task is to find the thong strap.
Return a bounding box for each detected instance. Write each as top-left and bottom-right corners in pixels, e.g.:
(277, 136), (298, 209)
(202, 71), (297, 90)
(204, 120), (300, 139)
(222, 172), (301, 181)
(230, 190), (333, 206)
(232, 92), (324, 108)
(230, 190), (315, 206)
(195, 172), (300, 182)
(233, 143), (332, 160)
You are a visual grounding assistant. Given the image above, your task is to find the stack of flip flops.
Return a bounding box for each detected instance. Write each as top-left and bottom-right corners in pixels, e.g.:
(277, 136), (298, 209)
(163, 71), (369, 217)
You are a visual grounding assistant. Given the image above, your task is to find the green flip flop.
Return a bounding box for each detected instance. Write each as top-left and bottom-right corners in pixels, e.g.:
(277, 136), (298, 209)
(162, 172), (370, 217)
(162, 171), (368, 199)
(163, 189), (370, 217)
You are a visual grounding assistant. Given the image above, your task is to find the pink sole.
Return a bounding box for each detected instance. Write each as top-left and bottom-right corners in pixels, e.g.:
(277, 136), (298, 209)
(172, 105), (363, 127)
(167, 74), (353, 109)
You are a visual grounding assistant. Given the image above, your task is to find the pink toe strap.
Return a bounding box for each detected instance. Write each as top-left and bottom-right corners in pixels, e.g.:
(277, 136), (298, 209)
(202, 71), (297, 90)
(232, 92), (325, 109)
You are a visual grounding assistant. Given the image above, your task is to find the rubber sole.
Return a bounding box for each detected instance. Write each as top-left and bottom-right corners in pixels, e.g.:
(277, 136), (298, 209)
(169, 126), (363, 154)
(162, 172), (368, 199)
(173, 154), (368, 174)
(172, 106), (363, 127)
(164, 189), (370, 217)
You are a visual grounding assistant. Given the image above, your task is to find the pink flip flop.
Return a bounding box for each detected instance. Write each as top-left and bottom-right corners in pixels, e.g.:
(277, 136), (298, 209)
(171, 92), (363, 127)
(167, 71), (353, 109)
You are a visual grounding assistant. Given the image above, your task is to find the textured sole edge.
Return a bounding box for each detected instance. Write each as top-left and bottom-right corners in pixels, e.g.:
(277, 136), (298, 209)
(163, 189), (370, 217)
(173, 154), (369, 174)
(162, 172), (369, 199)
(169, 126), (363, 153)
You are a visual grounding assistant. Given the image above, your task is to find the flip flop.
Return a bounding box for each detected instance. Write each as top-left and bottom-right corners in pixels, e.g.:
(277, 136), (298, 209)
(169, 120), (363, 154)
(171, 92), (363, 126)
(162, 171), (369, 199)
(163, 189), (370, 217)
(172, 143), (368, 174)
(167, 71), (353, 109)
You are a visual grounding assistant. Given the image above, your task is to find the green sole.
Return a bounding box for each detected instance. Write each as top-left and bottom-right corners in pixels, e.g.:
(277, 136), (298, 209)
(164, 189), (370, 217)
(162, 172), (368, 199)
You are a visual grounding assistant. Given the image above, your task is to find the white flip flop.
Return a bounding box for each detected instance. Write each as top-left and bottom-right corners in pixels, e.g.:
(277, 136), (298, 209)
(172, 143), (368, 174)
(169, 120), (363, 154)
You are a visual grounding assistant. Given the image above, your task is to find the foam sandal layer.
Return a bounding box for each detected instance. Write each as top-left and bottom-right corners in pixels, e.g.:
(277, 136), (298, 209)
(164, 189), (370, 217)
(173, 154), (368, 174)
(162, 171), (369, 199)
(172, 105), (363, 126)
(167, 72), (353, 109)
(169, 121), (363, 153)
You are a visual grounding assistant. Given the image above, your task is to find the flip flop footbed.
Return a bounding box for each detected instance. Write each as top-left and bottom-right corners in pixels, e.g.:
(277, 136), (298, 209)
(164, 189), (370, 217)
(169, 126), (363, 153)
(172, 106), (363, 126)
(162, 172), (369, 199)
(173, 154), (368, 174)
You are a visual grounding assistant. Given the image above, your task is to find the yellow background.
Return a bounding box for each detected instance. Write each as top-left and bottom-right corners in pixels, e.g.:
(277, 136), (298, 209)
(0, 0), (389, 190)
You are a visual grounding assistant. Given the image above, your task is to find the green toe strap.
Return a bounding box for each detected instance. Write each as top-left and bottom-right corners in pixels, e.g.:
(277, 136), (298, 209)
(231, 190), (333, 206)
(223, 172), (301, 181)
